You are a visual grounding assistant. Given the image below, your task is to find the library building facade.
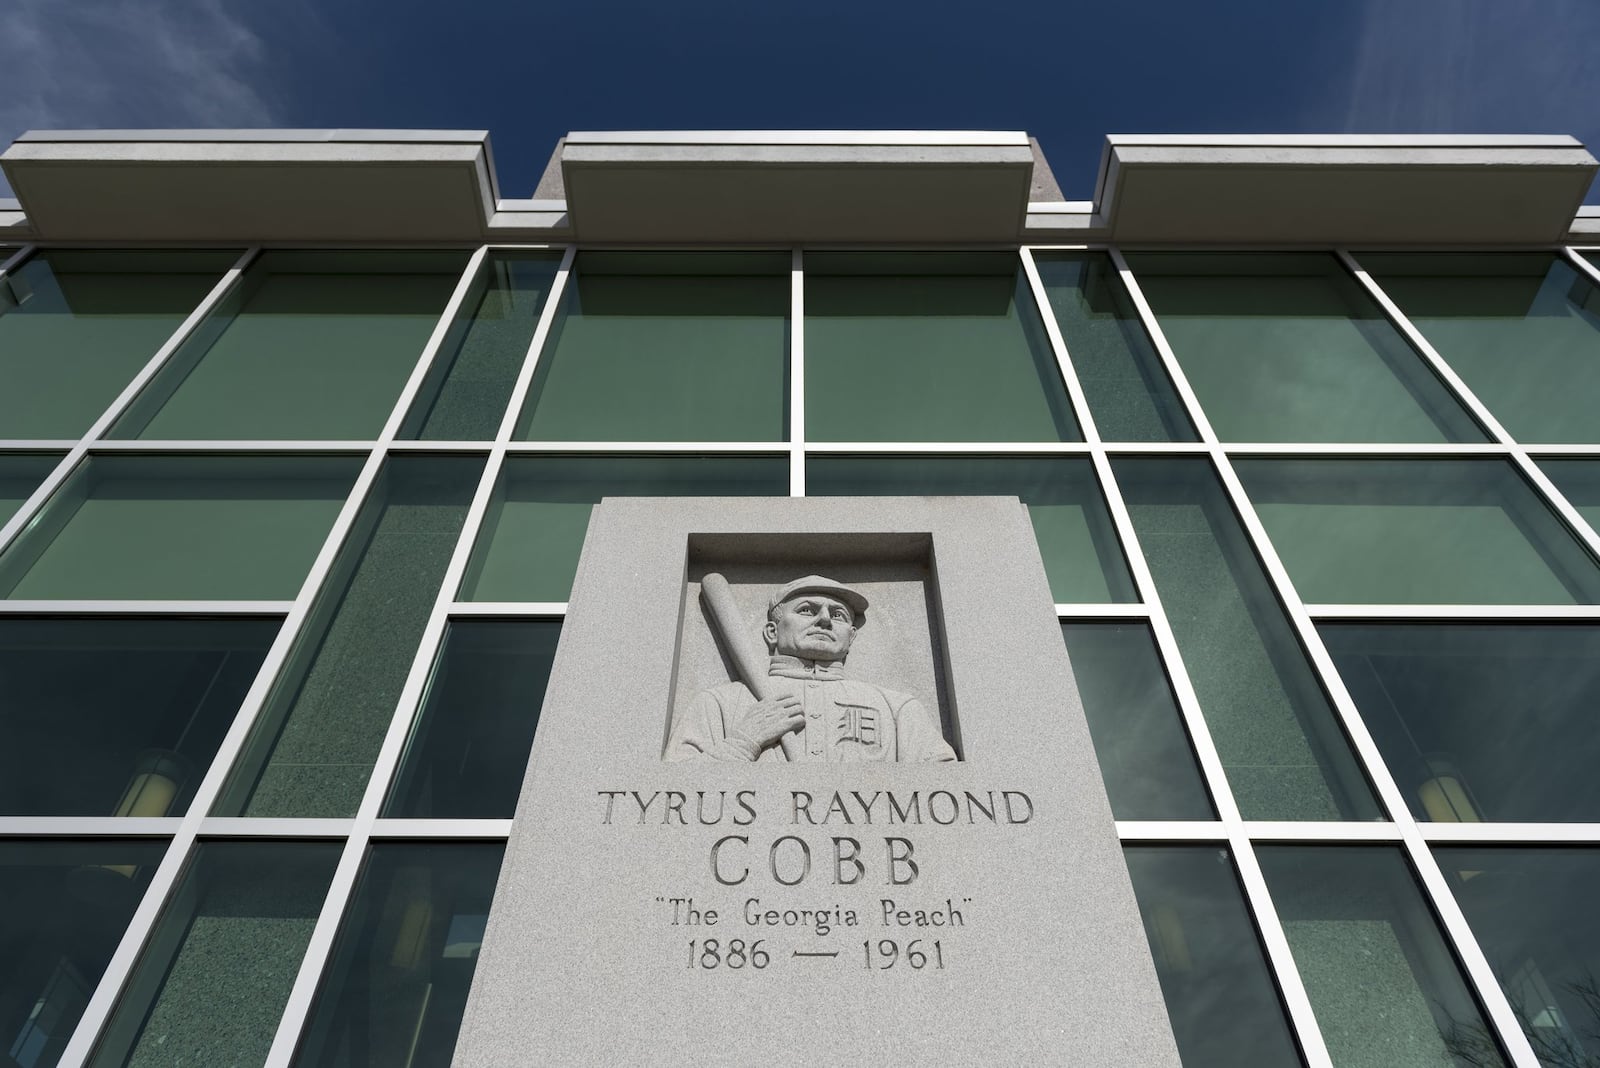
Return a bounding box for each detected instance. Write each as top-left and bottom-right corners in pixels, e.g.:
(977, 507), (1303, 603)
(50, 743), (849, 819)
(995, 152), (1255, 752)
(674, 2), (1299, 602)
(1, 129), (1600, 1067)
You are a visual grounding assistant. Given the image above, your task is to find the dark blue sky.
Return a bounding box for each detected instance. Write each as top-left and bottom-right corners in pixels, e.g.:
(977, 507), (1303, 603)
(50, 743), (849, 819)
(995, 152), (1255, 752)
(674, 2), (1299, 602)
(4, 0), (1598, 199)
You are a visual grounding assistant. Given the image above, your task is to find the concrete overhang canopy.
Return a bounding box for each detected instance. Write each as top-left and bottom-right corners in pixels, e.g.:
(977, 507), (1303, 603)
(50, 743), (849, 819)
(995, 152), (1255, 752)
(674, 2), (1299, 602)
(1098, 134), (1598, 245)
(559, 131), (1036, 244)
(1, 130), (497, 243)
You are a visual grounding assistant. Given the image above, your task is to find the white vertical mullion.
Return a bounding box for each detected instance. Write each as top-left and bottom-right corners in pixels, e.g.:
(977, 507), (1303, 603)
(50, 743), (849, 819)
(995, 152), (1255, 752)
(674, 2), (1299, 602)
(1108, 246), (1335, 1068)
(1562, 245), (1600, 290)
(1346, 248), (1600, 563)
(1344, 252), (1600, 551)
(790, 248), (806, 496)
(0, 247), (260, 561)
(1207, 447), (1542, 1067)
(1107, 248), (1221, 444)
(83, 247), (261, 444)
(262, 244), (552, 1064)
(377, 244), (491, 442)
(1019, 247), (1100, 442)
(1128, 248), (1536, 1067)
(57, 443), (391, 1068)
(264, 246), (550, 1064)
(494, 244), (576, 443)
(0, 242), (36, 280)
(260, 442), (511, 1068)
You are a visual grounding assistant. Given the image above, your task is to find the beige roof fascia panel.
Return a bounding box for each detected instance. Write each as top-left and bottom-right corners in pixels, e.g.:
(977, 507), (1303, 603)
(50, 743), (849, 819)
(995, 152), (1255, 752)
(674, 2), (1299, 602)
(559, 131), (1035, 243)
(1097, 134), (1597, 245)
(1, 131), (498, 243)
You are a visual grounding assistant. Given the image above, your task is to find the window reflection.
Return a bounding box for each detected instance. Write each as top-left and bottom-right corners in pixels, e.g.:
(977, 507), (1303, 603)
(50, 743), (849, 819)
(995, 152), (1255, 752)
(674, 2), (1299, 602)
(1238, 458), (1600, 605)
(0, 840), (167, 1068)
(1064, 623), (1212, 819)
(1259, 846), (1506, 1068)
(294, 843), (505, 1067)
(0, 617), (278, 816)
(91, 841), (340, 1068)
(1325, 623), (1600, 822)
(385, 620), (558, 819)
(1123, 846), (1302, 1067)
(1439, 847), (1600, 1068)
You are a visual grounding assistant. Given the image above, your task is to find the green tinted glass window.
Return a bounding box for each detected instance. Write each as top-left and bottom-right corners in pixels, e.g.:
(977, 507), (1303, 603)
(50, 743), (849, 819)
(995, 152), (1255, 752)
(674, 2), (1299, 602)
(807, 455), (1135, 603)
(386, 619), (558, 818)
(1126, 252), (1483, 443)
(1260, 846), (1507, 1068)
(91, 841), (340, 1068)
(804, 253), (1080, 442)
(1325, 623), (1600, 823)
(0, 840), (169, 1068)
(1033, 252), (1196, 441)
(113, 251), (469, 440)
(218, 456), (483, 818)
(1115, 457), (1380, 821)
(0, 454), (359, 600)
(462, 455), (788, 602)
(1540, 457), (1600, 533)
(0, 617), (278, 816)
(294, 842), (506, 1067)
(518, 252), (788, 442)
(0, 250), (235, 438)
(1124, 847), (1302, 1068)
(1439, 847), (1600, 1067)
(0, 452), (60, 526)
(1238, 459), (1600, 605)
(1360, 253), (1600, 444)
(1064, 624), (1211, 819)
(405, 252), (562, 441)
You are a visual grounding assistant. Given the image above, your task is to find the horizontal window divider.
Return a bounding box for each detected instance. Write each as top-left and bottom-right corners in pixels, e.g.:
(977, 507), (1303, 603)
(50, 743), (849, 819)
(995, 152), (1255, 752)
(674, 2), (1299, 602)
(0, 440), (75, 451)
(482, 242), (565, 251)
(386, 440), (497, 451)
(1525, 444), (1600, 456)
(1098, 442), (1209, 454)
(794, 242), (1027, 252)
(1241, 821), (1403, 842)
(504, 441), (789, 453)
(449, 600), (569, 616)
(1114, 821), (1228, 841)
(0, 816), (183, 836)
(0, 599), (296, 614)
(369, 818), (515, 838)
(1306, 603), (1600, 620)
(85, 439), (377, 453)
(803, 441), (1093, 454)
(1020, 243), (1110, 252)
(1056, 603), (1149, 618)
(1419, 822), (1600, 843)
(1220, 442), (1512, 456)
(197, 817), (357, 838)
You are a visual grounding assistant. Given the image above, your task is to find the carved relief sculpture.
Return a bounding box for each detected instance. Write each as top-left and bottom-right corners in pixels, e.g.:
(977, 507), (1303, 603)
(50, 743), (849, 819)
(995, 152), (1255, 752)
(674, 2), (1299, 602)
(667, 574), (958, 763)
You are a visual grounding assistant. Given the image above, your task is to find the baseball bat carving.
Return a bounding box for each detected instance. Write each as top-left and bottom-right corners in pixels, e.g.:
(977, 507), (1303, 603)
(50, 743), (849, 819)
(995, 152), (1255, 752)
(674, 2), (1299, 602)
(700, 572), (799, 761)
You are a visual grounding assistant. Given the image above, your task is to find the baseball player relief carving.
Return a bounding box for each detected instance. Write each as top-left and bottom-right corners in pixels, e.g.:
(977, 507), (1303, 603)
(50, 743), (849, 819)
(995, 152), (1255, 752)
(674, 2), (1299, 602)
(667, 574), (958, 763)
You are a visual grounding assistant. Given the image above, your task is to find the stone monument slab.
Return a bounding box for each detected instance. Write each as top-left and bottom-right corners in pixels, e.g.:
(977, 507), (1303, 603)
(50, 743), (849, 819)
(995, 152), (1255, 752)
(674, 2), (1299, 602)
(453, 496), (1180, 1066)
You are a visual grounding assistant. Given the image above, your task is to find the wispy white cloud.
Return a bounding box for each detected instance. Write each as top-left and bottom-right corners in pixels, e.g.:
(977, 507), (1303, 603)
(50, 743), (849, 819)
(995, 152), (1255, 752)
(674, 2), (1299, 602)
(0, 0), (317, 196)
(0, 0), (297, 141)
(1335, 0), (1600, 141)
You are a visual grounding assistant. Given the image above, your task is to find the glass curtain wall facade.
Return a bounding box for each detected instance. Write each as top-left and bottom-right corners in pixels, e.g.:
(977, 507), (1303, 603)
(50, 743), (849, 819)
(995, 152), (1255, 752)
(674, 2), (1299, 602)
(5, 234), (1600, 1068)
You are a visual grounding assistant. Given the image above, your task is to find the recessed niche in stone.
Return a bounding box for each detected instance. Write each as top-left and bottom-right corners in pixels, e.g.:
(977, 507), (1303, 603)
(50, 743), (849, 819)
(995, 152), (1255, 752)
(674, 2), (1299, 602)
(665, 531), (960, 761)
